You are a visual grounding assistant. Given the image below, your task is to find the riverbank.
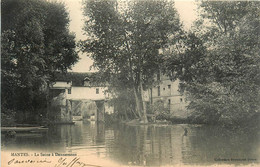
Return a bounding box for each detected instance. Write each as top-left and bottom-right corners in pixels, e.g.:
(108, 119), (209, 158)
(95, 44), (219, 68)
(1, 126), (48, 133)
(118, 116), (260, 132)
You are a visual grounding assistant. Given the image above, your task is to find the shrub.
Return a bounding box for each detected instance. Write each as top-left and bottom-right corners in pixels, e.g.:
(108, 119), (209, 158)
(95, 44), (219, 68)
(1, 109), (16, 126)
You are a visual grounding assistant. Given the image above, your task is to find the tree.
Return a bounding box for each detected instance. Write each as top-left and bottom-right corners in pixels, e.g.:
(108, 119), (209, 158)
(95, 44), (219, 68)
(167, 1), (260, 126)
(1, 0), (78, 123)
(81, 0), (182, 122)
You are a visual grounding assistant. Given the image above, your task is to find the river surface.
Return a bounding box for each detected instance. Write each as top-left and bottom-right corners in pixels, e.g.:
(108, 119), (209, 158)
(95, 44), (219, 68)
(2, 121), (260, 166)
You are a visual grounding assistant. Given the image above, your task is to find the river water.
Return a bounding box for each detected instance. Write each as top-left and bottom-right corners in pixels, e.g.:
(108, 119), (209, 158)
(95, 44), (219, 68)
(2, 121), (260, 166)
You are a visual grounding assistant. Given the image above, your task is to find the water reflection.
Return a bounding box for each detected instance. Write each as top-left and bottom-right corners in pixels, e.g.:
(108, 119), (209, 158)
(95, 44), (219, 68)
(2, 121), (259, 166)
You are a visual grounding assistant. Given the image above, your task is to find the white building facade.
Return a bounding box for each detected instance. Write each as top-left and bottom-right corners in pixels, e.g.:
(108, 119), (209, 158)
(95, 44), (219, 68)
(150, 74), (188, 118)
(50, 80), (110, 101)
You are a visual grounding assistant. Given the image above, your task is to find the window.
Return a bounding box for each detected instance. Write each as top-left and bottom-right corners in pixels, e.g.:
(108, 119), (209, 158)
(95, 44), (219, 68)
(168, 99), (171, 111)
(180, 98), (183, 102)
(68, 89), (71, 94)
(150, 88), (153, 104)
(163, 88), (165, 91)
(158, 86), (160, 96)
(168, 85), (171, 89)
(96, 88), (99, 94)
(157, 73), (160, 81)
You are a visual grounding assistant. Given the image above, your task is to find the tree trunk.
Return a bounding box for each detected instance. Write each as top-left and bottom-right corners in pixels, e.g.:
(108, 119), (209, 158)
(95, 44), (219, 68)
(124, 109), (129, 121)
(133, 86), (142, 119)
(139, 72), (148, 123)
(131, 108), (138, 118)
(127, 52), (142, 120)
(46, 82), (50, 121)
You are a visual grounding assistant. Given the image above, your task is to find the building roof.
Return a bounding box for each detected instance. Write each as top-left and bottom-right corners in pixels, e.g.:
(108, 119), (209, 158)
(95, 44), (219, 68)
(53, 72), (106, 87)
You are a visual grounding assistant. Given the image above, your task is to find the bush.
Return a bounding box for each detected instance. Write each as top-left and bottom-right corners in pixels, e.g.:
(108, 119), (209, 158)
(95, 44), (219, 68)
(1, 109), (16, 127)
(147, 100), (170, 121)
(104, 113), (118, 126)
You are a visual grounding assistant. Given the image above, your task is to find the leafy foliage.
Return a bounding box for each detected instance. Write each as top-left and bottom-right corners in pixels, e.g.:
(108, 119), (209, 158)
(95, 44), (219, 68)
(167, 1), (260, 126)
(1, 0), (78, 123)
(81, 0), (183, 122)
(147, 100), (169, 120)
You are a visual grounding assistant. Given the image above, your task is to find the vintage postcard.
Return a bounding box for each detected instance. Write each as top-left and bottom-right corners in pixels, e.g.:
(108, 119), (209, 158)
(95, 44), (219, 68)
(1, 0), (259, 167)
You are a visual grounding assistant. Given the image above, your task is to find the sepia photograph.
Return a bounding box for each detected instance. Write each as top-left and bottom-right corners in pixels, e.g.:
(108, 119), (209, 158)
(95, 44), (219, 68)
(1, 0), (260, 166)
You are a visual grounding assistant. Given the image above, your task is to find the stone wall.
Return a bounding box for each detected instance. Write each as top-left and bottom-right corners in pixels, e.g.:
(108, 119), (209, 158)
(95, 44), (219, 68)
(151, 79), (189, 119)
(49, 89), (72, 123)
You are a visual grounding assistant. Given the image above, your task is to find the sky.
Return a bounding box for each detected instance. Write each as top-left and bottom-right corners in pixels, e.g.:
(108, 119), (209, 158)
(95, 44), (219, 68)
(60, 0), (198, 73)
